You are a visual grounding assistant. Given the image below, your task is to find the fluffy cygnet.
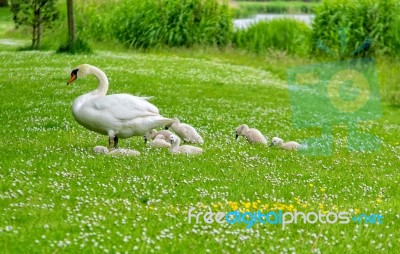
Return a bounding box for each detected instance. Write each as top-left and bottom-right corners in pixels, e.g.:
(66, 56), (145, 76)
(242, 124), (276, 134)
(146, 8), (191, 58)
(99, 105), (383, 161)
(107, 148), (140, 156)
(93, 145), (109, 154)
(148, 134), (171, 148)
(235, 124), (267, 145)
(169, 134), (203, 155)
(144, 129), (174, 143)
(165, 117), (204, 144)
(270, 137), (300, 150)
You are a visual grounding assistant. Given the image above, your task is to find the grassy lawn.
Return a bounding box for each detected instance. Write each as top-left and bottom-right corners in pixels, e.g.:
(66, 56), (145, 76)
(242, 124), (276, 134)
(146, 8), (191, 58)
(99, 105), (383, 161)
(0, 47), (399, 253)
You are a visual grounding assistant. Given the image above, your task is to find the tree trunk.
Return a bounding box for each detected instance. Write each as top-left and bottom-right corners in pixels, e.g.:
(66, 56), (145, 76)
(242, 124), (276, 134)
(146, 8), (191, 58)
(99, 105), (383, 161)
(31, 1), (37, 49)
(0, 0), (8, 7)
(32, 25), (37, 49)
(67, 0), (75, 42)
(37, 8), (42, 49)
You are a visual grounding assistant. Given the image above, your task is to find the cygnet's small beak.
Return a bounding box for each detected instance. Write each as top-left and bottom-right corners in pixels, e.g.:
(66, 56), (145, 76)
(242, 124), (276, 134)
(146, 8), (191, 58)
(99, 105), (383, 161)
(235, 134), (239, 140)
(269, 142), (274, 147)
(144, 136), (148, 144)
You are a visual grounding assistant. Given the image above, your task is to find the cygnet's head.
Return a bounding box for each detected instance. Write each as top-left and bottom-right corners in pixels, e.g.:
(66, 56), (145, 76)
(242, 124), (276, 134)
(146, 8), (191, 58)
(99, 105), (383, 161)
(148, 129), (158, 139)
(235, 124), (248, 139)
(173, 117), (180, 123)
(169, 134), (180, 144)
(165, 117), (179, 130)
(270, 137), (283, 147)
(67, 64), (93, 85)
(154, 134), (166, 140)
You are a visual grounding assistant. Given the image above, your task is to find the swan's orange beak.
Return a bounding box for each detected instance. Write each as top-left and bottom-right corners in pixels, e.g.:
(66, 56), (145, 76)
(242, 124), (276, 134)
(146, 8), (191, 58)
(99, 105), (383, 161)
(67, 73), (77, 85)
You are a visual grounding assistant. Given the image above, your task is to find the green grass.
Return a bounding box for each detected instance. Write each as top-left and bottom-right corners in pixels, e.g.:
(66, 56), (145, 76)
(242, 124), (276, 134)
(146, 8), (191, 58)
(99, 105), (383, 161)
(0, 48), (399, 253)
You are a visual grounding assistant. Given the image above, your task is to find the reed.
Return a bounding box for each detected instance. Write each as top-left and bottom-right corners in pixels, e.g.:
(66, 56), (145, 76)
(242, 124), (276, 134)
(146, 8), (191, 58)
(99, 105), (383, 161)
(232, 18), (311, 56)
(109, 0), (232, 48)
(311, 0), (400, 59)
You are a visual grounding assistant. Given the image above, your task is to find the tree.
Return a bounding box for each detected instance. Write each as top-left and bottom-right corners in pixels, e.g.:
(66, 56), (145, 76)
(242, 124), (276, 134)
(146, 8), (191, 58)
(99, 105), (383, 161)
(57, 0), (91, 54)
(10, 0), (59, 49)
(66, 0), (75, 42)
(0, 0), (8, 7)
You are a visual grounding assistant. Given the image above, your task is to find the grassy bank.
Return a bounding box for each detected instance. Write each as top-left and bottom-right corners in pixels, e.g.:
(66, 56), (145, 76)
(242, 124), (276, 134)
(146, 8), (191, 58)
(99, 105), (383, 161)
(0, 48), (399, 253)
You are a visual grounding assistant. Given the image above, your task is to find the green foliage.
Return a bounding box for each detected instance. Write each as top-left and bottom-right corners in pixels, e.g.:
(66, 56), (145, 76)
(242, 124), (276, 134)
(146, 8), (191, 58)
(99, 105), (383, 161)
(74, 1), (115, 42)
(0, 7), (11, 22)
(311, 0), (400, 59)
(10, 0), (59, 49)
(234, 1), (320, 18)
(110, 0), (232, 48)
(56, 38), (92, 54)
(232, 19), (311, 55)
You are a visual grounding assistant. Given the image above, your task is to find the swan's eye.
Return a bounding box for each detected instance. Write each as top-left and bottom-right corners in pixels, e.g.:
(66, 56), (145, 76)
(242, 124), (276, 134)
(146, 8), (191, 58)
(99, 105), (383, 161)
(67, 69), (79, 85)
(71, 69), (79, 76)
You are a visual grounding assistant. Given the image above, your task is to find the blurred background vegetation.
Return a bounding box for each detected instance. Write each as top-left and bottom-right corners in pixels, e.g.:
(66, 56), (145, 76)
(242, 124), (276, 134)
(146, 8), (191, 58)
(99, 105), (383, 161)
(1, 0), (400, 105)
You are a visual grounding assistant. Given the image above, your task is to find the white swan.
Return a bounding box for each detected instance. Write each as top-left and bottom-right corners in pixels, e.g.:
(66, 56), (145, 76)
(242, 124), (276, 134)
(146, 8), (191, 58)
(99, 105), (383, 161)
(235, 124), (267, 145)
(169, 134), (203, 155)
(67, 64), (174, 149)
(270, 137), (300, 150)
(165, 117), (204, 144)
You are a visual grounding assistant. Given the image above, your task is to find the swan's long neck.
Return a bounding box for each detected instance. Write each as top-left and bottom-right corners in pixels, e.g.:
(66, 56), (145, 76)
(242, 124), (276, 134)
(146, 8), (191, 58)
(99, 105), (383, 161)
(90, 65), (109, 96)
(73, 66), (109, 112)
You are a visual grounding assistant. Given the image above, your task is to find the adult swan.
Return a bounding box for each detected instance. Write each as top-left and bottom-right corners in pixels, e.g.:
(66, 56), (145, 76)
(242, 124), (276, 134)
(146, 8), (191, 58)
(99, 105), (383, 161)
(67, 64), (173, 150)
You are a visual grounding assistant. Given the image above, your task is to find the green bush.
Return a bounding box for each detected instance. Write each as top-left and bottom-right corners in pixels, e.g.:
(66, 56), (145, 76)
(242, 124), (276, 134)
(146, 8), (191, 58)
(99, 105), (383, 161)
(57, 38), (92, 54)
(232, 19), (311, 55)
(311, 0), (400, 59)
(75, 1), (115, 42)
(110, 0), (232, 48)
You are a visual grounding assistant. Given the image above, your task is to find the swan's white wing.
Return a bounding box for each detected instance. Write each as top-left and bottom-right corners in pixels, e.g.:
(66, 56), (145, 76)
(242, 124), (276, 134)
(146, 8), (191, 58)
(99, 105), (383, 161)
(90, 94), (160, 121)
(134, 96), (154, 101)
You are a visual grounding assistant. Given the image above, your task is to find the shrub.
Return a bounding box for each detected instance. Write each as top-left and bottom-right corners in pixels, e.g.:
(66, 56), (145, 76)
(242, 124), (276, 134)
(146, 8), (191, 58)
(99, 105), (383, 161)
(232, 19), (311, 55)
(75, 1), (115, 42)
(110, 0), (232, 48)
(57, 38), (92, 54)
(311, 0), (400, 59)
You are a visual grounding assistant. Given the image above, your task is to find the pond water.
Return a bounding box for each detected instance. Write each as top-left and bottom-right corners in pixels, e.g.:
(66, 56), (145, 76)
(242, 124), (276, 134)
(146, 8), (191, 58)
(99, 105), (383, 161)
(233, 14), (315, 29)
